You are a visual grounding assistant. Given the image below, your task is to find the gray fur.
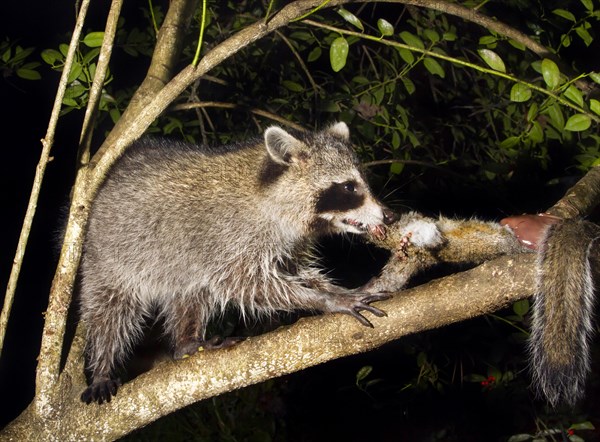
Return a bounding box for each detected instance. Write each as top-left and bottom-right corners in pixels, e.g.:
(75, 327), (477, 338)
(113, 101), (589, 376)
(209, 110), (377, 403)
(529, 219), (600, 407)
(79, 122), (395, 403)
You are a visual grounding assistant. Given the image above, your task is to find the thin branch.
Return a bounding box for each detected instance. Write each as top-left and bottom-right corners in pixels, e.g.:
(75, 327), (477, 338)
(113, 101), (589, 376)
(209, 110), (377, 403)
(275, 30), (321, 93)
(77, 0), (124, 167)
(363, 158), (466, 179)
(0, 0), (92, 362)
(302, 19), (600, 123)
(172, 101), (307, 131)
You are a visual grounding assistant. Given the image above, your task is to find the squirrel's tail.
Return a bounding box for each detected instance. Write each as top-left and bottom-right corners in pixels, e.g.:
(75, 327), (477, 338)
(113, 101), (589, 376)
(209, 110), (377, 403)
(529, 219), (600, 407)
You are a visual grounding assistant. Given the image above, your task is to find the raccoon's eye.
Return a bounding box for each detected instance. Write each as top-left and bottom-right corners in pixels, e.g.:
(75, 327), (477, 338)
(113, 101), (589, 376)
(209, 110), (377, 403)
(343, 181), (356, 192)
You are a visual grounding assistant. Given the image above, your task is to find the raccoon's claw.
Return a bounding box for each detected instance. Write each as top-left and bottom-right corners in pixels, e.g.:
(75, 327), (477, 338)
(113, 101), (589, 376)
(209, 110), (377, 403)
(202, 335), (246, 349)
(333, 293), (391, 328)
(81, 377), (121, 404)
(174, 336), (246, 359)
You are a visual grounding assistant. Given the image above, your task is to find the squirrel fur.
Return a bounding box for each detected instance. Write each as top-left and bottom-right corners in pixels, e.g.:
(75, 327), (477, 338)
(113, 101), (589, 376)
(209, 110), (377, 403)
(365, 211), (599, 407)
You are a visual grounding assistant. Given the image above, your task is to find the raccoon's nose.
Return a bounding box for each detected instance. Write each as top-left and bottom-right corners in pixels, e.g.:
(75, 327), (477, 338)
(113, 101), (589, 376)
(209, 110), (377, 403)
(382, 208), (397, 225)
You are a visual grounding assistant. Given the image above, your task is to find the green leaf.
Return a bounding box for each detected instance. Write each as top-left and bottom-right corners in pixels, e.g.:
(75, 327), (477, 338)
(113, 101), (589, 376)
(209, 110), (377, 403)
(401, 77), (416, 95)
(565, 114), (592, 131)
(397, 48), (414, 64)
(575, 24), (593, 46)
(82, 31), (105, 48)
(478, 35), (497, 46)
(564, 85), (584, 107)
(67, 62), (83, 84)
(590, 72), (600, 84)
(399, 31), (424, 50)
(307, 46), (321, 62)
(59, 43), (70, 57)
(509, 83), (532, 102)
(390, 162), (404, 174)
(62, 97), (78, 107)
(16, 68), (41, 80)
(526, 103), (538, 122)
(109, 108), (121, 124)
(377, 18), (394, 36)
(282, 80), (304, 92)
(82, 48), (101, 65)
(423, 29), (440, 43)
(1, 47), (10, 63)
(570, 421), (595, 430)
(580, 0), (594, 12)
(552, 8), (576, 22)
(541, 58), (560, 89)
(528, 121), (544, 144)
(41, 49), (63, 66)
(561, 34), (572, 47)
(329, 36), (349, 72)
(12, 46), (34, 63)
(356, 366), (372, 383)
(442, 32), (457, 41)
(499, 136), (520, 149)
(547, 104), (565, 130)
(423, 57), (445, 78)
(337, 8), (364, 31)
(590, 99), (600, 116)
(508, 39), (526, 51)
(478, 49), (506, 72)
(64, 83), (86, 99)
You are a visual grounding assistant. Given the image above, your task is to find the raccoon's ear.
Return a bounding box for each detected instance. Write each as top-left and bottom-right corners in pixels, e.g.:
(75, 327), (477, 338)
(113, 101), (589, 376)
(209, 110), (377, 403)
(326, 121), (350, 141)
(264, 126), (304, 165)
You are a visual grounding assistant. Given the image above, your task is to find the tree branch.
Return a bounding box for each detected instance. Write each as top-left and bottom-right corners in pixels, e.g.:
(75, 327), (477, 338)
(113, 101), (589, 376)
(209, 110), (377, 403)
(33, 0), (198, 415)
(546, 166), (600, 219)
(2, 253), (535, 440)
(0, 0), (92, 362)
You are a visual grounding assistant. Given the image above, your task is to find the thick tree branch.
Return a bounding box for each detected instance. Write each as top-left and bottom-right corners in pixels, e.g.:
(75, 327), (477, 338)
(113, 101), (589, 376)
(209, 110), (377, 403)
(2, 254), (535, 441)
(546, 166), (600, 219)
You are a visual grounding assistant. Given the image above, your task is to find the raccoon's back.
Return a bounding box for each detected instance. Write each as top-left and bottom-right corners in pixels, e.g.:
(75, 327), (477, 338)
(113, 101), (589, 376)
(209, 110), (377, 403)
(81, 137), (266, 289)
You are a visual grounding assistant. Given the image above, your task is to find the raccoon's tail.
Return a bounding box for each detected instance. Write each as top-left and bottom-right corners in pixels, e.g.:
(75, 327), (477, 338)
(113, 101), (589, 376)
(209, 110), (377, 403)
(529, 218), (600, 407)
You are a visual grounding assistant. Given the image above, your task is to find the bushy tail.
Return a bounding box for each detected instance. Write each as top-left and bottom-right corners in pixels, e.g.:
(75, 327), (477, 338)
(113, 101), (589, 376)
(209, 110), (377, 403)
(529, 219), (600, 407)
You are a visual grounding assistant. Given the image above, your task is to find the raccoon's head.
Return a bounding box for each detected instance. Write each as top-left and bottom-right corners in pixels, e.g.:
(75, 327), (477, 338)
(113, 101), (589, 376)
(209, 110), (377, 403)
(262, 122), (396, 239)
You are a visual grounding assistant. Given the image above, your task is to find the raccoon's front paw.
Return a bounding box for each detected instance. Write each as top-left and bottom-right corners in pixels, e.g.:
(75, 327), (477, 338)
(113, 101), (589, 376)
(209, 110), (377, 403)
(81, 377), (121, 404)
(330, 293), (391, 328)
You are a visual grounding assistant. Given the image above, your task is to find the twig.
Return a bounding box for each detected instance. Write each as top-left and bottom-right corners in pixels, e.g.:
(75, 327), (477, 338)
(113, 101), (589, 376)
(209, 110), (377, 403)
(275, 30), (321, 94)
(77, 0), (123, 169)
(302, 19), (600, 124)
(172, 101), (307, 131)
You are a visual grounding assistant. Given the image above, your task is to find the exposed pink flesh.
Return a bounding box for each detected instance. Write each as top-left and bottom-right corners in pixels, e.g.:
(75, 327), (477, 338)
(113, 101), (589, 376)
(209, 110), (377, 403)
(369, 224), (386, 240)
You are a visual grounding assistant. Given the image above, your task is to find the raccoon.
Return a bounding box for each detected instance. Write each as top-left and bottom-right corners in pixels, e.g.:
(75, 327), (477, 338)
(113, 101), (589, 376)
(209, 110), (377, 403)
(79, 122), (396, 404)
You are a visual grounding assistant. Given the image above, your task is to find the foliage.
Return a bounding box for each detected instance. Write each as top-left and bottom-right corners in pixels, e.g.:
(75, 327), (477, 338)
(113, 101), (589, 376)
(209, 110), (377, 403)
(0, 38), (41, 81)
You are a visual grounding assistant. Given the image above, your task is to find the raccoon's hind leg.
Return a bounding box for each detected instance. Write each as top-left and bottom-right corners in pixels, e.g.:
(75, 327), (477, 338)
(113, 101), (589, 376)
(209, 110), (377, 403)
(80, 286), (146, 404)
(163, 293), (245, 360)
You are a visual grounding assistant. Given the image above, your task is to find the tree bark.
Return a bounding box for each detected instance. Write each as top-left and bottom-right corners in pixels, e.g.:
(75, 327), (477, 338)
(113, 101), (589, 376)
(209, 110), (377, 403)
(2, 254), (535, 441)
